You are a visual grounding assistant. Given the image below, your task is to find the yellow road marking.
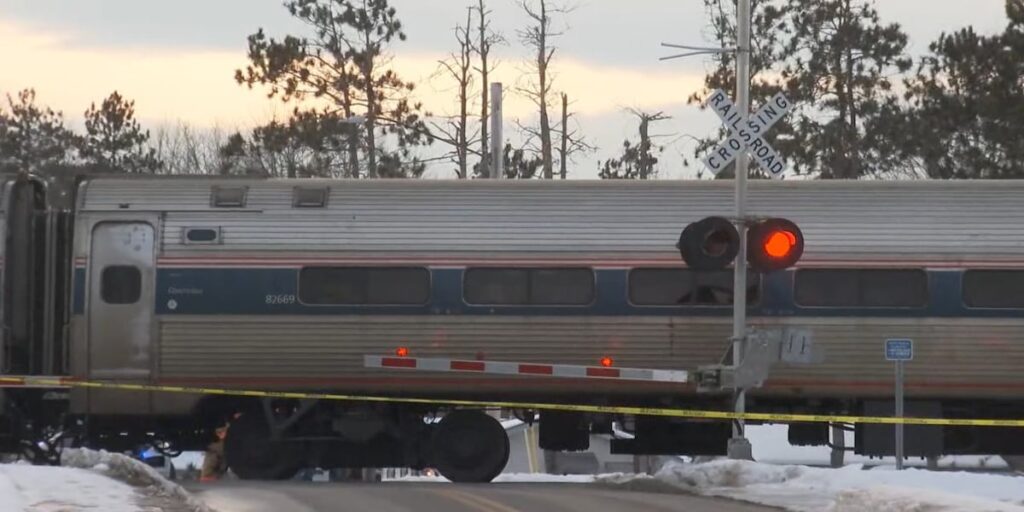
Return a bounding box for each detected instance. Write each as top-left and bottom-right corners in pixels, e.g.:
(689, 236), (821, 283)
(433, 488), (521, 512)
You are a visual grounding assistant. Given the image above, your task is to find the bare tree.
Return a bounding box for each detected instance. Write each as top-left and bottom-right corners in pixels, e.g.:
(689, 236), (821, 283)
(598, 109), (671, 180)
(152, 123), (231, 175)
(556, 93), (593, 179)
(471, 0), (505, 177)
(432, 8), (478, 178)
(631, 109), (671, 180)
(517, 0), (572, 179)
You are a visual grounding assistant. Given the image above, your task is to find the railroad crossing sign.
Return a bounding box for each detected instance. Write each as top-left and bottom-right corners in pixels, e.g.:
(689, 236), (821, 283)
(702, 89), (793, 179)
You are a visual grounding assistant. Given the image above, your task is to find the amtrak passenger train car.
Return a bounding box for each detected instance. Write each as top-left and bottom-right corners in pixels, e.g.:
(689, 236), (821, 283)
(1, 174), (1023, 481)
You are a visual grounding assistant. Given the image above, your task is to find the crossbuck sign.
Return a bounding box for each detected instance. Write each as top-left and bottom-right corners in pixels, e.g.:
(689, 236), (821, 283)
(702, 89), (793, 179)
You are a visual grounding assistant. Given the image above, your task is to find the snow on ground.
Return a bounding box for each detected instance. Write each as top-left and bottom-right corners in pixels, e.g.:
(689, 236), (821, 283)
(603, 459), (1024, 512)
(0, 447), (217, 512)
(595, 423), (1024, 511)
(62, 448), (211, 511)
(748, 424), (1008, 470)
(0, 462), (142, 512)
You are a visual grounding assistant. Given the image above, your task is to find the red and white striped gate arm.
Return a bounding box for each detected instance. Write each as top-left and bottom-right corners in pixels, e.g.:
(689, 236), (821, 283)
(0, 375), (72, 388)
(363, 355), (689, 383)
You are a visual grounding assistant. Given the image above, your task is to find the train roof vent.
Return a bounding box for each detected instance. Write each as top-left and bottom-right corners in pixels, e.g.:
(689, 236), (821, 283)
(293, 186), (329, 208)
(211, 186), (248, 208)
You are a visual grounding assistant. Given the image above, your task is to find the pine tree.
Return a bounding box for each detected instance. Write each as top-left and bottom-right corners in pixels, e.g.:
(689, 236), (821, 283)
(691, 0), (912, 179)
(220, 110), (362, 178)
(781, 0), (912, 178)
(80, 91), (160, 173)
(236, 0), (429, 178)
(0, 89), (76, 175)
(898, 0), (1024, 178)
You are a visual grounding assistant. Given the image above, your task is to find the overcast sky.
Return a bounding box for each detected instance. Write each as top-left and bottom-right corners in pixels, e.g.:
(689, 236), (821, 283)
(0, 0), (1011, 178)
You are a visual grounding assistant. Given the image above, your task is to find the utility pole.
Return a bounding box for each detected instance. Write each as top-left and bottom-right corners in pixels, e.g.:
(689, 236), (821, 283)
(491, 82), (503, 179)
(728, 0), (754, 461)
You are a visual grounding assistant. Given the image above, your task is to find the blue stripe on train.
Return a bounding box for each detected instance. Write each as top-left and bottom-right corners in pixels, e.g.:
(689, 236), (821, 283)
(70, 267), (1021, 318)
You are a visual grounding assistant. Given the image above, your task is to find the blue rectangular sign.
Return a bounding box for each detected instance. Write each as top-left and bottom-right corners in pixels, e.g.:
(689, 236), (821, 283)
(885, 339), (913, 361)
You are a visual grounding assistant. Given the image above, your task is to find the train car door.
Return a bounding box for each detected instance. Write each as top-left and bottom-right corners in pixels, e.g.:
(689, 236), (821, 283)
(88, 222), (155, 380)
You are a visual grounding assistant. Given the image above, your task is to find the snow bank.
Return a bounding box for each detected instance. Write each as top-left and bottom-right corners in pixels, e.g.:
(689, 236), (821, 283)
(0, 462), (141, 512)
(630, 459), (1024, 512)
(62, 448), (212, 512)
(494, 472), (596, 483)
(833, 486), (1024, 512)
(748, 424), (1009, 470)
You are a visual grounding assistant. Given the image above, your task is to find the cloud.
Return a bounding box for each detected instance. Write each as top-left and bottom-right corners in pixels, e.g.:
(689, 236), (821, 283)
(0, 20), (285, 128)
(0, 19), (706, 130)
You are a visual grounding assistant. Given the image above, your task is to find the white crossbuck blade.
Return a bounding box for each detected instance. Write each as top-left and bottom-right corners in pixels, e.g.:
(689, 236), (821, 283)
(702, 89), (793, 179)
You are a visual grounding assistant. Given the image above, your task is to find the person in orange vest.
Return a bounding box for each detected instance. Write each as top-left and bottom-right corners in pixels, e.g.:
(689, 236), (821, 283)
(199, 422), (229, 482)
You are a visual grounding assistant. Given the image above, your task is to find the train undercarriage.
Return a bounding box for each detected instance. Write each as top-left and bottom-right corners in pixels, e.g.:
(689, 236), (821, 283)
(3, 389), (1024, 481)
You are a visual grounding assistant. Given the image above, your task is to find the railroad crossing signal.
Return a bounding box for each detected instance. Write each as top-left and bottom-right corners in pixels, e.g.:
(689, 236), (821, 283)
(702, 89), (793, 179)
(747, 218), (804, 272)
(677, 216), (804, 273)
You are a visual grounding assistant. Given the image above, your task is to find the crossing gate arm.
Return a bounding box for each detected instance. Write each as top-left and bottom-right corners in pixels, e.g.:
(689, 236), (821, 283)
(363, 355), (689, 384)
(0, 376), (72, 389)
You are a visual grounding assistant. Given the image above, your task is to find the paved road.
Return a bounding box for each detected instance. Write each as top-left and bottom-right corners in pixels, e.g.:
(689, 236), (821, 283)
(187, 481), (778, 512)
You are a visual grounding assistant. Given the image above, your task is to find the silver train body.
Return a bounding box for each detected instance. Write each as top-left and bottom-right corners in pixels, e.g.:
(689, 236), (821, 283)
(56, 177), (1024, 416)
(3, 175), (1024, 461)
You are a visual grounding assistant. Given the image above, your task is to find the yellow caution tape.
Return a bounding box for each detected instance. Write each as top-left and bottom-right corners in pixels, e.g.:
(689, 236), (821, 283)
(2, 376), (1022, 428)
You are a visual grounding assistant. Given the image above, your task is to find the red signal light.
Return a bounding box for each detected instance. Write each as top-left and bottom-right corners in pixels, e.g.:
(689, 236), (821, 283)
(763, 229), (798, 259)
(600, 356), (614, 368)
(748, 218), (804, 272)
(395, 346), (410, 357)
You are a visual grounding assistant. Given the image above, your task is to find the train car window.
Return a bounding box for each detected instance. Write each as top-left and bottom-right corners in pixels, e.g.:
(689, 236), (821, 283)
(101, 265), (141, 304)
(211, 186), (248, 208)
(795, 269), (927, 308)
(628, 269), (759, 306)
(530, 268), (594, 305)
(298, 267), (429, 305)
(463, 268), (594, 305)
(862, 270), (927, 307)
(464, 269), (529, 305)
(963, 270), (1024, 309)
(793, 269), (859, 307)
(293, 186), (328, 208)
(183, 227), (220, 244)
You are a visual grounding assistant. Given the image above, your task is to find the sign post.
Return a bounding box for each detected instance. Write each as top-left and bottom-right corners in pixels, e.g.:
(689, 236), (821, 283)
(885, 338), (913, 470)
(701, 59), (793, 462)
(664, 0), (794, 461)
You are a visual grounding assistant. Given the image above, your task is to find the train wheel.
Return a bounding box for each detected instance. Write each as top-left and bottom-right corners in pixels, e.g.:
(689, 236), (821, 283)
(431, 410), (509, 483)
(224, 413), (302, 480)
